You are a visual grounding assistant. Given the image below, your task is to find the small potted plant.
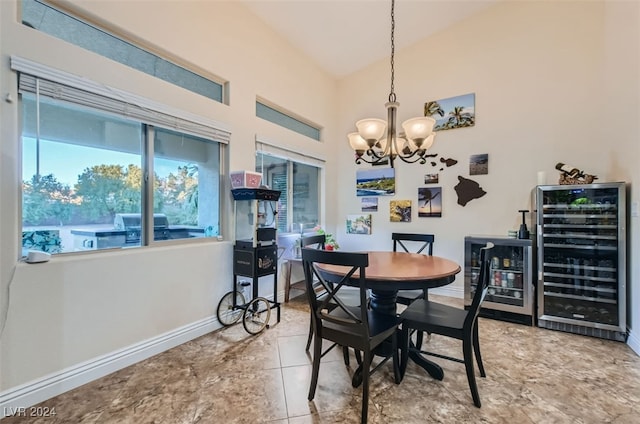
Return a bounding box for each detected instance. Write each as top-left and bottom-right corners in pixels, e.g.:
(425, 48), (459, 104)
(313, 226), (339, 251)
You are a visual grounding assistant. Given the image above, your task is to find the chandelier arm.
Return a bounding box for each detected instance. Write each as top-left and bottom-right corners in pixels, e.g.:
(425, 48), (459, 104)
(396, 153), (428, 165)
(366, 147), (390, 160)
(355, 152), (387, 165)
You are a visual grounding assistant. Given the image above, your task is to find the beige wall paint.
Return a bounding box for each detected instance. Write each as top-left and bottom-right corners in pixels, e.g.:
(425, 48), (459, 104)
(602, 0), (640, 348)
(0, 0), (337, 391)
(336, 1), (638, 333)
(0, 0), (638, 399)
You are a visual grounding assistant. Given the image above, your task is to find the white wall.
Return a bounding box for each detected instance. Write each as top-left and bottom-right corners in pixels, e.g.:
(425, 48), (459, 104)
(0, 0), (338, 397)
(0, 0), (638, 408)
(335, 1), (639, 342)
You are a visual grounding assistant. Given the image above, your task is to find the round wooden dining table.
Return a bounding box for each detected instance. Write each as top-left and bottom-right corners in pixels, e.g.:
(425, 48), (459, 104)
(317, 251), (461, 381)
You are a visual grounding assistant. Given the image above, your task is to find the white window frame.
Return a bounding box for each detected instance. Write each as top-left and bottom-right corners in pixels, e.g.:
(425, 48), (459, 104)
(14, 56), (230, 254)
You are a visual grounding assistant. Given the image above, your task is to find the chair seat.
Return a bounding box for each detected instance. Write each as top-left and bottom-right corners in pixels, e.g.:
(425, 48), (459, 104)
(400, 299), (467, 338)
(323, 307), (401, 350)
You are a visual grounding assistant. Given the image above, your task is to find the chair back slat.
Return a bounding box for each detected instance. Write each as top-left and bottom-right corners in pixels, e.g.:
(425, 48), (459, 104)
(464, 242), (494, 331)
(301, 248), (370, 336)
(301, 234), (325, 250)
(392, 232), (434, 255)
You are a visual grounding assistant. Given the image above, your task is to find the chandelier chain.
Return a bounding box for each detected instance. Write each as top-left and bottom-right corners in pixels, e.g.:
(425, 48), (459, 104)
(389, 0), (396, 103)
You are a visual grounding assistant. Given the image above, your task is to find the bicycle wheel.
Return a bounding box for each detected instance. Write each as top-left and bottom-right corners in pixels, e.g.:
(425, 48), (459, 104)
(217, 291), (245, 326)
(242, 297), (272, 335)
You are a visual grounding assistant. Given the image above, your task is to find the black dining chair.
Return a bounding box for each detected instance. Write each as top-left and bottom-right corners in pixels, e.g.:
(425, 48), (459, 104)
(399, 242), (494, 408)
(302, 248), (401, 424)
(301, 235), (362, 367)
(392, 232), (435, 305)
(300, 234), (327, 351)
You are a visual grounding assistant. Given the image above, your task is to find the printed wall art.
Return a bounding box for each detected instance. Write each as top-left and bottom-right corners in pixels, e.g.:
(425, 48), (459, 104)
(470, 153), (488, 175)
(356, 168), (395, 197)
(361, 197), (378, 212)
(346, 214), (372, 234)
(418, 187), (442, 217)
(424, 173), (439, 184)
(390, 200), (412, 222)
(424, 93), (475, 131)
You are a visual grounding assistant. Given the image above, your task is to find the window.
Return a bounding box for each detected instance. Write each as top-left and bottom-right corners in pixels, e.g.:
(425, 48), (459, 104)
(153, 128), (221, 240)
(21, 0), (224, 103)
(256, 153), (321, 234)
(16, 58), (228, 254)
(256, 100), (321, 141)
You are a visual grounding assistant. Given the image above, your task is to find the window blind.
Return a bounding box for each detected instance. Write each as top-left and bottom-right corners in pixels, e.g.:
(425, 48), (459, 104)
(255, 138), (325, 168)
(256, 101), (321, 141)
(11, 56), (230, 144)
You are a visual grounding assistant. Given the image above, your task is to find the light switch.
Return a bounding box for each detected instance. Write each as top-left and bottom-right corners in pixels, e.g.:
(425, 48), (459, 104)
(632, 201), (639, 217)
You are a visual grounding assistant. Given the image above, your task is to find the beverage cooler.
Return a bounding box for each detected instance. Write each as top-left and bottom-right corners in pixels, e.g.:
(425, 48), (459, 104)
(536, 182), (627, 342)
(464, 236), (535, 325)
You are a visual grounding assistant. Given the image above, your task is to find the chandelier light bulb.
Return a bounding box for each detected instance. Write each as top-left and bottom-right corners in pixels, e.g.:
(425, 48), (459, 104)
(348, 132), (368, 152)
(356, 118), (386, 146)
(402, 116), (436, 147)
(422, 133), (436, 150)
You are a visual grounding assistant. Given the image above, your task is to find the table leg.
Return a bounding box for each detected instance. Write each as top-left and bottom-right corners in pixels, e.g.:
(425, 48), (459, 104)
(368, 288), (445, 383)
(408, 346), (444, 381)
(369, 289), (397, 316)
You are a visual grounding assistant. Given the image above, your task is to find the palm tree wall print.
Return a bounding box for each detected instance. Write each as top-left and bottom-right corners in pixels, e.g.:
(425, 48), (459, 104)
(424, 93), (475, 131)
(418, 187), (442, 217)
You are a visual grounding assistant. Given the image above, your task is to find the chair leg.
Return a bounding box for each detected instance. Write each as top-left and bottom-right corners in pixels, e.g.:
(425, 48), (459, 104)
(308, 328), (322, 401)
(473, 324), (486, 377)
(400, 324), (410, 380)
(463, 337), (481, 408)
(392, 332), (401, 384)
(361, 350), (372, 424)
(354, 349), (362, 365)
(415, 330), (424, 350)
(284, 261), (292, 303)
(305, 312), (314, 351)
(343, 346), (350, 366)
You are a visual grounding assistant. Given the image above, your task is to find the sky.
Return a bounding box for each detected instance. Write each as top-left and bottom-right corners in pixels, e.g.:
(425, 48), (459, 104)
(23, 138), (184, 186)
(356, 167), (395, 182)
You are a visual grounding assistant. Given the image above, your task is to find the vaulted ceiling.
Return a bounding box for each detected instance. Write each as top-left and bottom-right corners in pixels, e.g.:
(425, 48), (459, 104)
(240, 0), (501, 78)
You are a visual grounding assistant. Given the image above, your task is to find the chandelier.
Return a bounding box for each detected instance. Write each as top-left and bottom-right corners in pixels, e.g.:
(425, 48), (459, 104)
(348, 0), (436, 168)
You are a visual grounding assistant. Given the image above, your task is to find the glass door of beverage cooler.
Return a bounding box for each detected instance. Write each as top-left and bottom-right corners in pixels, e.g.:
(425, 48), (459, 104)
(465, 236), (534, 323)
(536, 182), (626, 341)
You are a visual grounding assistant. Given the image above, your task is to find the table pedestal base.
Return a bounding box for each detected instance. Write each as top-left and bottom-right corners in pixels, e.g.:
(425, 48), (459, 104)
(408, 348), (444, 380)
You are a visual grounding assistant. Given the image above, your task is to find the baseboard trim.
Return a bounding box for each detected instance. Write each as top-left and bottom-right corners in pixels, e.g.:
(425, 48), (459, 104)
(627, 328), (640, 356)
(0, 314), (222, 415)
(430, 285), (464, 299)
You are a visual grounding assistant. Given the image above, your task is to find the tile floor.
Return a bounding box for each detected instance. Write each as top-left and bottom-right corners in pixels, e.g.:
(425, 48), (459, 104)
(3, 294), (640, 423)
